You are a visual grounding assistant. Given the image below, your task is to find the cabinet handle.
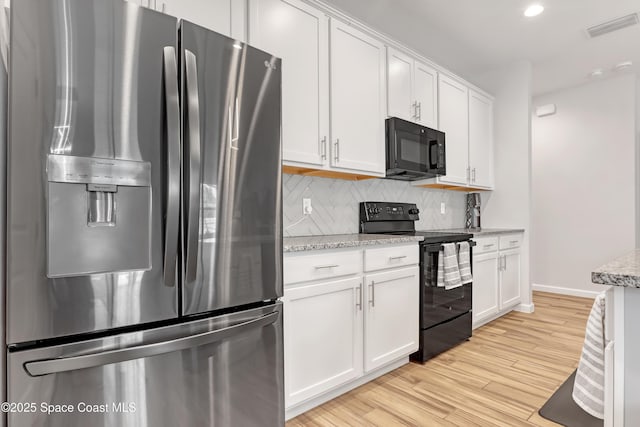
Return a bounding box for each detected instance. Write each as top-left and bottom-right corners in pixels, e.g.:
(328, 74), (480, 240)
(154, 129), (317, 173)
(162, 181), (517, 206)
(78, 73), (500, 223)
(483, 244), (494, 249)
(162, 2), (166, 12)
(510, 240), (519, 245)
(466, 167), (470, 181)
(314, 264), (339, 270)
(412, 101), (418, 119)
(472, 168), (476, 182)
(369, 281), (375, 307)
(417, 101), (422, 121)
(389, 255), (407, 260)
(334, 139), (340, 163)
(320, 136), (327, 160)
(356, 283), (363, 311)
(501, 255), (507, 271)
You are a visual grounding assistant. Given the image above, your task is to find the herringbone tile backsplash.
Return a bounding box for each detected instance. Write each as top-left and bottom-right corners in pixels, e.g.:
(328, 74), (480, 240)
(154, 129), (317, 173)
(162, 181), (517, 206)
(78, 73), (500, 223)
(283, 174), (466, 236)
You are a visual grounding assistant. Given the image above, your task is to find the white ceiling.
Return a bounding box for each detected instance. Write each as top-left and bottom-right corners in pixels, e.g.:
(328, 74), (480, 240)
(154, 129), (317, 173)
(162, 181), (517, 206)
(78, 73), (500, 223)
(321, 0), (640, 95)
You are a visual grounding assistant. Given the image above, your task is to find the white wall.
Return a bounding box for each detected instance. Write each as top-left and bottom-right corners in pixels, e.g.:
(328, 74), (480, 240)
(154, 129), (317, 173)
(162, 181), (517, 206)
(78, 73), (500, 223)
(476, 60), (533, 311)
(532, 74), (637, 297)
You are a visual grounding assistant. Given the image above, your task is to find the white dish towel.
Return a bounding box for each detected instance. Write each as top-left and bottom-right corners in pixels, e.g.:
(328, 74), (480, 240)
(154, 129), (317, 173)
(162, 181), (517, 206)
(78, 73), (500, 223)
(441, 243), (462, 290)
(572, 292), (606, 419)
(457, 241), (473, 285)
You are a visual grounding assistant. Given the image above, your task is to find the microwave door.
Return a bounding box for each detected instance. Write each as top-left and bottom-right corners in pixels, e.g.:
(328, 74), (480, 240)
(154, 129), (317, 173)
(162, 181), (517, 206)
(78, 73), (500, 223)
(394, 130), (428, 173)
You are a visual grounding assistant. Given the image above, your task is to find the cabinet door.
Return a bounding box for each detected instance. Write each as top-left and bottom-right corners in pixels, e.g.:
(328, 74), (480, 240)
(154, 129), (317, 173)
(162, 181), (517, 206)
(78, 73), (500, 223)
(387, 47), (414, 122)
(364, 266), (419, 372)
(472, 251), (499, 327)
(330, 19), (386, 176)
(469, 89), (494, 189)
(249, 0), (328, 167)
(283, 277), (363, 408)
(500, 249), (521, 309)
(414, 60), (438, 129)
(164, 0), (245, 39)
(437, 74), (469, 186)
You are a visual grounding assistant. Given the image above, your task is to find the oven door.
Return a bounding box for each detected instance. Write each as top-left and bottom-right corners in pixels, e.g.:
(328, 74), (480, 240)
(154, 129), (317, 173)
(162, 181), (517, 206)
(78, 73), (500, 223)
(421, 244), (472, 329)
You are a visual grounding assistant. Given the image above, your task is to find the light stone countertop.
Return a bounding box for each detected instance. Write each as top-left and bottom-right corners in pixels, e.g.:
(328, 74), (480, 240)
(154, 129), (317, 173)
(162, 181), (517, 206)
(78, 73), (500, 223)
(592, 250), (640, 287)
(430, 228), (525, 237)
(283, 234), (423, 253)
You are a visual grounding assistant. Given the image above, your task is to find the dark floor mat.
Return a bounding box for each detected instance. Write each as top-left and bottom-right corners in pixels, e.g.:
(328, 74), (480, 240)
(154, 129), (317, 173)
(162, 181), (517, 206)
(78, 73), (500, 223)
(538, 369), (603, 427)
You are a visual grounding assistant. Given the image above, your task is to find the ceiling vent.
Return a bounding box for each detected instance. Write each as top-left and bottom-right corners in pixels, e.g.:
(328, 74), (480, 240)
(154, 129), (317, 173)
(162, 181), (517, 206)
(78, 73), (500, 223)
(587, 13), (639, 38)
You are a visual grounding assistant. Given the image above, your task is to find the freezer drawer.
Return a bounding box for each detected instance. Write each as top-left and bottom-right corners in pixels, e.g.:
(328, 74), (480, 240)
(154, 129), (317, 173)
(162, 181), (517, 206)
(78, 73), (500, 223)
(7, 304), (284, 427)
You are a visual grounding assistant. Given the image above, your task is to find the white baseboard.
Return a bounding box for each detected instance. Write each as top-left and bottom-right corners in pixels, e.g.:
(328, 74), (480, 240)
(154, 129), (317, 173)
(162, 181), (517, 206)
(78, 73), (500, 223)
(532, 283), (600, 299)
(515, 302), (535, 313)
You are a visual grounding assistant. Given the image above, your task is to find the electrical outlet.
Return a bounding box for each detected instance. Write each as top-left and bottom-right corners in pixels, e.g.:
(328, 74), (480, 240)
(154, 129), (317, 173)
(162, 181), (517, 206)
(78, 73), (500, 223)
(440, 202), (446, 215)
(303, 198), (312, 215)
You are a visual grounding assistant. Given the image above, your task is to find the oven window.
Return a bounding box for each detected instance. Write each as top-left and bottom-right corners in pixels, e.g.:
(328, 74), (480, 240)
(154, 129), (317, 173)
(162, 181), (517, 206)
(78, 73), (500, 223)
(423, 249), (472, 312)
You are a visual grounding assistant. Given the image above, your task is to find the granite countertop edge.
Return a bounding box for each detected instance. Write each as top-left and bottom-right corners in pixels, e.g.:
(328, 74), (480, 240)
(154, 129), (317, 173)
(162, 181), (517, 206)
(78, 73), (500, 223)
(283, 234), (424, 253)
(432, 228), (526, 237)
(592, 249), (640, 288)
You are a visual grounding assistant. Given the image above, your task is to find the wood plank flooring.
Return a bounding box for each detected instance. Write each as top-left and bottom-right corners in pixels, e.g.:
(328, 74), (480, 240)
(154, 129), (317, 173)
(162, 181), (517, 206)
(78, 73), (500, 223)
(287, 291), (594, 427)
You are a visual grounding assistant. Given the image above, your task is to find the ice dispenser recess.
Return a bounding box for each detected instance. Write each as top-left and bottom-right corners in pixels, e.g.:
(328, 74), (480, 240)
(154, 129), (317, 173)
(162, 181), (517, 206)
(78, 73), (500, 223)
(47, 155), (152, 278)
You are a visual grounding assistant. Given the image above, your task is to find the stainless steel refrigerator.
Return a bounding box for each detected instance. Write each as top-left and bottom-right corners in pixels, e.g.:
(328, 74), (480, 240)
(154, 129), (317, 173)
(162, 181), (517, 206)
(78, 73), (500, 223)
(6, 1), (283, 426)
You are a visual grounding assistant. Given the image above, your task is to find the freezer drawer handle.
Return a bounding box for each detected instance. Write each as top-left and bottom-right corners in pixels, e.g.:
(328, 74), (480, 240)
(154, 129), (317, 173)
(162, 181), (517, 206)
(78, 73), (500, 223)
(162, 46), (181, 287)
(184, 49), (202, 283)
(23, 311), (279, 377)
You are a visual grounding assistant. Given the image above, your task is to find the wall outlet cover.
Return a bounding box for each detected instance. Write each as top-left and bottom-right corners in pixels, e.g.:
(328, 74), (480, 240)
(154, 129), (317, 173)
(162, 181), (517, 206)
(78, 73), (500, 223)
(440, 202), (446, 214)
(303, 198), (312, 215)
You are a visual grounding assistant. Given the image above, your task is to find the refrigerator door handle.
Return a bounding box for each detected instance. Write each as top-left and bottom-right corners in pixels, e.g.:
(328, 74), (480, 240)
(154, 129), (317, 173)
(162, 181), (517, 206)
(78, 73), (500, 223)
(162, 46), (180, 288)
(23, 311), (280, 377)
(184, 49), (202, 283)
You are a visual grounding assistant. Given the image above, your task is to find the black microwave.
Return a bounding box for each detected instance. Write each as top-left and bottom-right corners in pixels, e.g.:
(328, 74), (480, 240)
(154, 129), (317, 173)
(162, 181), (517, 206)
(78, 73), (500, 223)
(385, 117), (446, 181)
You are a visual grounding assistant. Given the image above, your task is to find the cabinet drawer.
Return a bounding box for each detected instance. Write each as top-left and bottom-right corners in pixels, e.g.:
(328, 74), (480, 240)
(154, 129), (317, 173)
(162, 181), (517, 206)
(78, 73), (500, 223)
(499, 234), (523, 250)
(473, 237), (499, 254)
(284, 250), (362, 285)
(364, 244), (419, 272)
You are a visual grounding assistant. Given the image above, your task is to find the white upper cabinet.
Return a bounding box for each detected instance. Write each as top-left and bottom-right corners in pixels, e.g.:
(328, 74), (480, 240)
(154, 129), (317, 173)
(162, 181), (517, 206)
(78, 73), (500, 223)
(386, 47), (437, 129)
(248, 0), (329, 168)
(150, 0), (245, 40)
(469, 89), (494, 189)
(414, 74), (494, 190)
(437, 74), (469, 186)
(413, 60), (438, 129)
(386, 48), (414, 121)
(330, 19), (386, 176)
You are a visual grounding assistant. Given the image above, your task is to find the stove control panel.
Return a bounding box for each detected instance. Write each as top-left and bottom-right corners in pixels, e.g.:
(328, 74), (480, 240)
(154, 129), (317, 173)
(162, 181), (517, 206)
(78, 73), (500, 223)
(359, 202), (420, 222)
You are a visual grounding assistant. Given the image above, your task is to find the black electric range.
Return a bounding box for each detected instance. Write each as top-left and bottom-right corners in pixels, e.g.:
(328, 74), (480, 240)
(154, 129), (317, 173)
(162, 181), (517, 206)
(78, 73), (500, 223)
(360, 201), (475, 362)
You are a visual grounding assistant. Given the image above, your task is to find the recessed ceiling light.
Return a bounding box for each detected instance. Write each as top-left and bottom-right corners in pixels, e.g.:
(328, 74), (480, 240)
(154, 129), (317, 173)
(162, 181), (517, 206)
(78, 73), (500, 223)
(589, 68), (605, 78)
(613, 61), (633, 71)
(524, 4), (544, 17)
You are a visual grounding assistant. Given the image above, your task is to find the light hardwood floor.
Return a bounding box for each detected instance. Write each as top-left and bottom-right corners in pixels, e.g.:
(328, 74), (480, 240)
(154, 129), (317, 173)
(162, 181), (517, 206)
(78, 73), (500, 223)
(287, 291), (594, 427)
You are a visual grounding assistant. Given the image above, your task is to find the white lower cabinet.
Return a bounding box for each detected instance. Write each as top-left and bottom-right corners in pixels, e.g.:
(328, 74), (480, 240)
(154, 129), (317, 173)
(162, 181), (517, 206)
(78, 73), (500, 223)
(472, 233), (523, 328)
(500, 248), (521, 308)
(471, 251), (500, 324)
(364, 266), (419, 371)
(282, 276), (363, 407)
(283, 244), (419, 416)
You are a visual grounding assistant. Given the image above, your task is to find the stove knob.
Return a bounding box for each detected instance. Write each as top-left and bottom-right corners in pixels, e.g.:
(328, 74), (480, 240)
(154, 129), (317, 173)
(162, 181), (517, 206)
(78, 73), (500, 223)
(409, 208), (420, 215)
